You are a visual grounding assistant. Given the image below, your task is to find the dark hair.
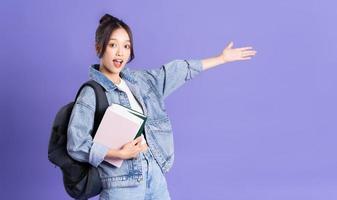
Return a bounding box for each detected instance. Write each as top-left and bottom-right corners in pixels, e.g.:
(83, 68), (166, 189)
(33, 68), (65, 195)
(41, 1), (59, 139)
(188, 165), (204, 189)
(95, 14), (135, 63)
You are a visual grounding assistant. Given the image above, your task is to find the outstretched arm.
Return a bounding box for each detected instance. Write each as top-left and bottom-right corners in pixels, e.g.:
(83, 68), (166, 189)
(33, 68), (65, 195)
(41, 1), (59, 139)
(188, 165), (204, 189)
(141, 41), (256, 100)
(202, 41), (257, 71)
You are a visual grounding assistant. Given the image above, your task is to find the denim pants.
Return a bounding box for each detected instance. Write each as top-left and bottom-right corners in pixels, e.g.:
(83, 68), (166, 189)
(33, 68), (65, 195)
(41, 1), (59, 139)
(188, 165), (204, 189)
(99, 149), (171, 200)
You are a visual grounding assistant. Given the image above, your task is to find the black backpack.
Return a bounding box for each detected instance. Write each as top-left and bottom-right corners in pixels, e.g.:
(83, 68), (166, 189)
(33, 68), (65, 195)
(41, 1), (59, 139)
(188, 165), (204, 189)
(48, 80), (109, 200)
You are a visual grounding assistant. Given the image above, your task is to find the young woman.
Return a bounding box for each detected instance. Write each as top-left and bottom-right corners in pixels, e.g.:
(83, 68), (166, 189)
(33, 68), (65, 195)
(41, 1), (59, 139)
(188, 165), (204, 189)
(67, 13), (256, 200)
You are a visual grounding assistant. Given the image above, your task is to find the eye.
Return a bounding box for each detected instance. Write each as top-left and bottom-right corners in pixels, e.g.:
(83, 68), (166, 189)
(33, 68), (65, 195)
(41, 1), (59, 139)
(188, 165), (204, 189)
(125, 44), (131, 49)
(109, 43), (117, 47)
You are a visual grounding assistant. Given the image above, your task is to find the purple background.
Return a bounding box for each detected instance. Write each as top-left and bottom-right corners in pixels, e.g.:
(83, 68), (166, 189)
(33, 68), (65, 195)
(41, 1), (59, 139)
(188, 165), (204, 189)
(1, 0), (336, 199)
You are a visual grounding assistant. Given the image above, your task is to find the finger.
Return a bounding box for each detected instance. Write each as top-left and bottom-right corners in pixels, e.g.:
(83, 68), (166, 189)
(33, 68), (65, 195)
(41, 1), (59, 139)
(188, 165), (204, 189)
(236, 47), (253, 51)
(136, 141), (147, 150)
(240, 57), (252, 60)
(136, 142), (146, 148)
(135, 136), (145, 146)
(242, 49), (256, 53)
(132, 136), (143, 145)
(226, 41), (234, 49)
(135, 144), (143, 153)
(242, 51), (257, 56)
(140, 144), (148, 152)
(136, 135), (143, 141)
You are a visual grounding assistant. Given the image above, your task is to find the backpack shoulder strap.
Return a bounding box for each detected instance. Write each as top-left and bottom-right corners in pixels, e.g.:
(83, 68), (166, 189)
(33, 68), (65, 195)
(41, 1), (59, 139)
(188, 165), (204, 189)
(75, 80), (109, 137)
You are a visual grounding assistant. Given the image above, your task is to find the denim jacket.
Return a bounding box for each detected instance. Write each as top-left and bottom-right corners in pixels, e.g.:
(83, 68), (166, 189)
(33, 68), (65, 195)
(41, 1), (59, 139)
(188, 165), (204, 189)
(67, 59), (203, 189)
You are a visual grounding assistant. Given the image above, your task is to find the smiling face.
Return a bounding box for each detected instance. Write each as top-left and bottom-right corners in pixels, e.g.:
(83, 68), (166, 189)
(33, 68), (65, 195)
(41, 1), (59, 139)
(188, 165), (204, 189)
(98, 28), (131, 82)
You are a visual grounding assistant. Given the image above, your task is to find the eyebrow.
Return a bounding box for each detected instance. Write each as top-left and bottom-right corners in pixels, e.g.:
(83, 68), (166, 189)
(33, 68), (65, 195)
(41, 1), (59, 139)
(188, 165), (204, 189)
(109, 38), (130, 42)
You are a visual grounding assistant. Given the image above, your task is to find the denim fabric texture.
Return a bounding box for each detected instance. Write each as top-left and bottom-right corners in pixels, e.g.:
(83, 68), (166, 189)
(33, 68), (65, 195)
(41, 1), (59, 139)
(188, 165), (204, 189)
(67, 59), (203, 191)
(99, 149), (171, 200)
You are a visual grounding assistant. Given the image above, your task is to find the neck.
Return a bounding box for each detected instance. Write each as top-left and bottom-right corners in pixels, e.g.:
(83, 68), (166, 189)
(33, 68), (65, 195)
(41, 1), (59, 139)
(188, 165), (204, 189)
(99, 65), (121, 85)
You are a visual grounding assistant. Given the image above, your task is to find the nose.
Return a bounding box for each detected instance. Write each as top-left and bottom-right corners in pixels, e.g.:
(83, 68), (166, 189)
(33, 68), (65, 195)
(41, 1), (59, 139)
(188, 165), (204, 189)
(116, 47), (124, 57)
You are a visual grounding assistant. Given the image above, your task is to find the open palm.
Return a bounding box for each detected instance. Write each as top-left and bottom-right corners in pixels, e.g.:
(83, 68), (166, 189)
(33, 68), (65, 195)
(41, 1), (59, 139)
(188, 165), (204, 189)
(221, 41), (257, 63)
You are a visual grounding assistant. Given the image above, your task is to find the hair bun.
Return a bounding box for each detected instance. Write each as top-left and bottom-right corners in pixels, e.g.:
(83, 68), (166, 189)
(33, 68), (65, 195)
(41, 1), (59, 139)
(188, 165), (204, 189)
(99, 14), (119, 24)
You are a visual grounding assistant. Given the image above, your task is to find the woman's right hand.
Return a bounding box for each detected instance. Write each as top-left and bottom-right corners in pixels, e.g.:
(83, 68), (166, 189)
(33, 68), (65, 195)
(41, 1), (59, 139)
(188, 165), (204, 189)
(116, 136), (148, 160)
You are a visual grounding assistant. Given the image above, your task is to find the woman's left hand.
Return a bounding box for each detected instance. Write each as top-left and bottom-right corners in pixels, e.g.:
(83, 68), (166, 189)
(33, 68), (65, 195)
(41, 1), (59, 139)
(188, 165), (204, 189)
(220, 41), (257, 63)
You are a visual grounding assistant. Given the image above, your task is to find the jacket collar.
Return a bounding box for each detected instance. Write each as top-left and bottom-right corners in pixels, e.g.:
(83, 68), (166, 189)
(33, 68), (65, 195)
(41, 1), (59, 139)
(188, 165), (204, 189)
(89, 64), (137, 91)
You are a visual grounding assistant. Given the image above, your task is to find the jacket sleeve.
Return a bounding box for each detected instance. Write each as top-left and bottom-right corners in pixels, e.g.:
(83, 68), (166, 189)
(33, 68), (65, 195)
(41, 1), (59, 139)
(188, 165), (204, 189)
(67, 86), (110, 168)
(142, 59), (203, 99)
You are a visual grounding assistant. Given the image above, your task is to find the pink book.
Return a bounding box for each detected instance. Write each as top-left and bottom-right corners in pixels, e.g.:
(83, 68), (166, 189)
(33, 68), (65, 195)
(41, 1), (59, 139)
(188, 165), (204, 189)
(93, 104), (146, 167)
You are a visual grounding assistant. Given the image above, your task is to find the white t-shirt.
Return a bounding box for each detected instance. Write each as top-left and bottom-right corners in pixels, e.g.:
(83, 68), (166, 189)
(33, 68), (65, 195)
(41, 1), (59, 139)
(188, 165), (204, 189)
(115, 78), (144, 114)
(115, 78), (146, 144)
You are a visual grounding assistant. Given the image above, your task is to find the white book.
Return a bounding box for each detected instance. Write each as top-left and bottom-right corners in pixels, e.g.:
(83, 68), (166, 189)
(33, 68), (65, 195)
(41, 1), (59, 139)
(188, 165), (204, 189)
(93, 103), (147, 167)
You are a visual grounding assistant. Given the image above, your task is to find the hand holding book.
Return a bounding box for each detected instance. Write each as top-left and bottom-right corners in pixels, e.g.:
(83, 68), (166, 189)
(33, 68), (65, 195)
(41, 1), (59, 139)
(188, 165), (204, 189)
(93, 103), (148, 167)
(111, 136), (148, 160)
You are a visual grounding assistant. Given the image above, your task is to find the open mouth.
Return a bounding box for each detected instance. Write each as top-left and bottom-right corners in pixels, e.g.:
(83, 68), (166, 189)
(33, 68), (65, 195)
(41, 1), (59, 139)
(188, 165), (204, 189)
(113, 59), (123, 68)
